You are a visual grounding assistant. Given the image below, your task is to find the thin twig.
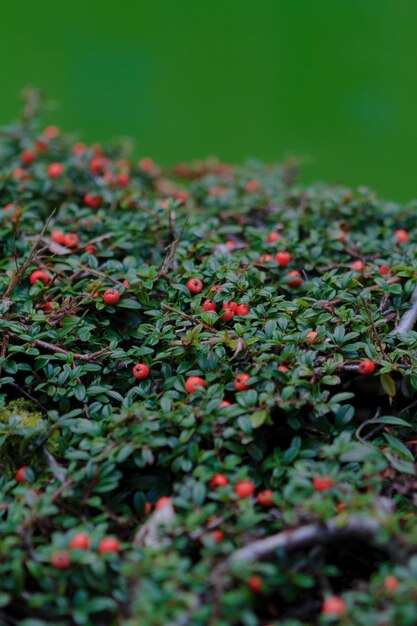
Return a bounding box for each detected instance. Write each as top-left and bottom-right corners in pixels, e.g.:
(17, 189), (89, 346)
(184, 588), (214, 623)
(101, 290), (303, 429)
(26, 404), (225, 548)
(161, 304), (216, 334)
(158, 217), (189, 279)
(8, 333), (110, 361)
(390, 284), (417, 335)
(1, 210), (56, 301)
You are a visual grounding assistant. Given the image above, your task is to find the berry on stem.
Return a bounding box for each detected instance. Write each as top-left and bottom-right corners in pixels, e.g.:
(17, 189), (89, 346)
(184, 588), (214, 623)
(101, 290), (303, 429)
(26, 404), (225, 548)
(103, 289), (120, 305)
(16, 466), (31, 483)
(257, 489), (274, 507)
(69, 532), (90, 550)
(186, 278), (203, 294)
(235, 480), (255, 499)
(185, 376), (205, 393)
(275, 251), (291, 267)
(322, 596), (346, 616)
(394, 229), (409, 244)
(210, 474), (228, 488)
(358, 360), (375, 375)
(132, 363), (150, 380)
(30, 270), (49, 286)
(98, 538), (120, 554)
(47, 163), (64, 178)
(51, 550), (71, 569)
(234, 373), (251, 391)
(287, 270), (303, 287)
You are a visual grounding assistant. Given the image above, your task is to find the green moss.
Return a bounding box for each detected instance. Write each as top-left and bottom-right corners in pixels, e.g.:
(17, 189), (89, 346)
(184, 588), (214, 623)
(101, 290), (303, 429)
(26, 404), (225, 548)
(0, 399), (60, 474)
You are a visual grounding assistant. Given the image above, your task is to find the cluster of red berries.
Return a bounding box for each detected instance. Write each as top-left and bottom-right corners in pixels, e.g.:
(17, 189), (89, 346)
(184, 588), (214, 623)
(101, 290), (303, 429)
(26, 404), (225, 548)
(50, 532), (121, 569)
(184, 372), (252, 395)
(187, 278), (251, 321)
(209, 474), (274, 507)
(50, 230), (79, 248)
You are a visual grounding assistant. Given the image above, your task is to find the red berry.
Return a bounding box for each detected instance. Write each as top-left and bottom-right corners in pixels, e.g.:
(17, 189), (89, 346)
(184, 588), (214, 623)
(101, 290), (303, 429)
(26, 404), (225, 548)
(84, 244), (97, 254)
(394, 229), (409, 244)
(72, 142), (87, 155)
(203, 300), (217, 312)
(322, 596), (346, 616)
(384, 575), (399, 592)
(186, 278), (203, 294)
(221, 309), (235, 322)
(306, 330), (318, 344)
(287, 270), (303, 287)
(138, 157), (155, 172)
(185, 376), (205, 393)
(98, 537), (120, 554)
(173, 191), (189, 205)
(267, 232), (280, 243)
(219, 400), (232, 408)
(103, 288), (121, 305)
(42, 301), (55, 312)
(247, 575), (262, 593)
(30, 270), (49, 286)
(63, 233), (79, 249)
(257, 489), (274, 507)
(36, 138), (48, 153)
(210, 474), (228, 488)
(234, 480), (255, 499)
(278, 364), (289, 372)
(68, 532), (90, 550)
(358, 359), (376, 375)
(90, 156), (107, 175)
(236, 303), (250, 316)
(51, 230), (66, 245)
(210, 284), (222, 293)
(234, 373), (251, 391)
(116, 172), (130, 187)
(122, 280), (130, 288)
(16, 466), (30, 483)
(155, 496), (171, 510)
(352, 260), (364, 272)
(132, 363), (150, 380)
(12, 168), (29, 180)
(51, 550), (71, 569)
(225, 240), (235, 248)
(43, 125), (59, 139)
(84, 193), (102, 209)
(246, 180), (260, 193)
(379, 265), (391, 276)
(223, 301), (238, 313)
(20, 149), (36, 165)
(275, 251), (291, 267)
(47, 163), (64, 178)
(258, 254), (273, 264)
(209, 529), (224, 543)
(313, 476), (334, 491)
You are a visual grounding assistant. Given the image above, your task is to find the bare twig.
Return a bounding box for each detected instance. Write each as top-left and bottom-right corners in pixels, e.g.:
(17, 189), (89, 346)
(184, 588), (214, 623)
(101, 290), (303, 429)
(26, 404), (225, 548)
(390, 284), (417, 335)
(214, 515), (394, 573)
(43, 448), (66, 482)
(161, 303), (216, 334)
(133, 501), (176, 548)
(158, 217), (189, 279)
(8, 333), (110, 361)
(1, 210), (56, 301)
(172, 514), (401, 626)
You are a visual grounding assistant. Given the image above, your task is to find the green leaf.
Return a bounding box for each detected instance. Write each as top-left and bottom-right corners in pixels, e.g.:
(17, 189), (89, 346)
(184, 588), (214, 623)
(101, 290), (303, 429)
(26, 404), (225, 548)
(380, 373), (396, 397)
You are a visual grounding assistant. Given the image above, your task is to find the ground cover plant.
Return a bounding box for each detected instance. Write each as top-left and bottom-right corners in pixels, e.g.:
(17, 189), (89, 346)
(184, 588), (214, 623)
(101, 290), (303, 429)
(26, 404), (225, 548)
(2, 92), (417, 625)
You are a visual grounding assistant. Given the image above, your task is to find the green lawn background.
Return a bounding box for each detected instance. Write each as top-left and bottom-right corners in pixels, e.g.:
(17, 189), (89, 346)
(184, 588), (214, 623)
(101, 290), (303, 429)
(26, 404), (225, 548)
(1, 0), (416, 200)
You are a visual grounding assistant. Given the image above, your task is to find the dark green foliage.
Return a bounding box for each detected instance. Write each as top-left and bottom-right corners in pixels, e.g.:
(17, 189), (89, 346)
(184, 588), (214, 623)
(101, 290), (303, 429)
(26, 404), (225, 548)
(1, 95), (417, 625)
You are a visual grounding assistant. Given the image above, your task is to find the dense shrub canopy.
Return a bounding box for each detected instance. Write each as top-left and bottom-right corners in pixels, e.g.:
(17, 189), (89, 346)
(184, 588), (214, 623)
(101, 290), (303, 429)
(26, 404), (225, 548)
(2, 94), (417, 625)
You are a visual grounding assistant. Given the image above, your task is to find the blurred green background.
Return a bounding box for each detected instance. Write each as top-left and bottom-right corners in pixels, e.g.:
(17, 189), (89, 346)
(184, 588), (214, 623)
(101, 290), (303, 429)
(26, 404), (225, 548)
(1, 0), (416, 200)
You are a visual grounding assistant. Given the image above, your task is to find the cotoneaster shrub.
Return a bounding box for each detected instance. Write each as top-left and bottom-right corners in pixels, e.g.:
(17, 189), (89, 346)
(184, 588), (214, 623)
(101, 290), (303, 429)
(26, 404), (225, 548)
(2, 93), (417, 625)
